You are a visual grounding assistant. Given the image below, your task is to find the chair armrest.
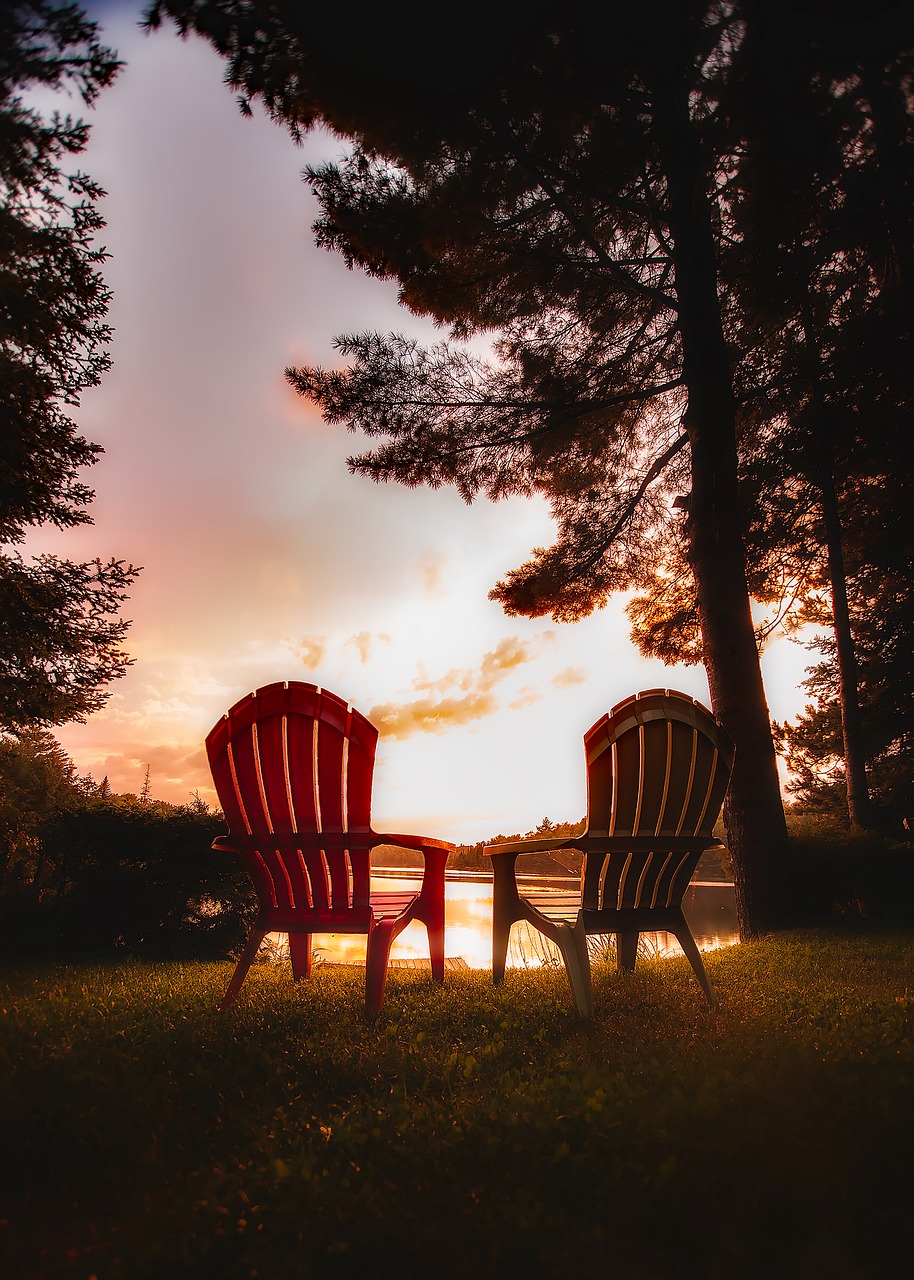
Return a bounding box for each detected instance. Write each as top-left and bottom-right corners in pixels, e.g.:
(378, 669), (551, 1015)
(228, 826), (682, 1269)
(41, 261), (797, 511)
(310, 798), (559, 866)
(374, 834), (451, 936)
(487, 839), (581, 898)
(574, 835), (727, 855)
(372, 832), (453, 886)
(490, 835), (726, 857)
(373, 831), (454, 854)
(213, 830), (454, 864)
(487, 836), (581, 856)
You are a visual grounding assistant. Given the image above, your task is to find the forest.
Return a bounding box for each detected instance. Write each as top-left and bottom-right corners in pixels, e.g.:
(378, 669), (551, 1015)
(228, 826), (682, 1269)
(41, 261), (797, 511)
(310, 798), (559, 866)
(2, 0), (914, 952)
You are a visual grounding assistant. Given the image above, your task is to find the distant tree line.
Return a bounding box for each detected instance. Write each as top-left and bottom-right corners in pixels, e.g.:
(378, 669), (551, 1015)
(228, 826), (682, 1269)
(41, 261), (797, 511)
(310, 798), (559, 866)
(448, 817), (586, 873)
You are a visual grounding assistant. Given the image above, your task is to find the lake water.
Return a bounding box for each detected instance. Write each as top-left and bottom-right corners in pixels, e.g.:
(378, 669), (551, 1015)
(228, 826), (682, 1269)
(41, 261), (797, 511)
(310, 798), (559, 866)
(265, 869), (739, 970)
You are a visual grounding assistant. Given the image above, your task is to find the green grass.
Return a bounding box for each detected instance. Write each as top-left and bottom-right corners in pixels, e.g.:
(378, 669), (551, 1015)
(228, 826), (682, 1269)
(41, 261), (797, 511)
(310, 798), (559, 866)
(2, 932), (913, 1279)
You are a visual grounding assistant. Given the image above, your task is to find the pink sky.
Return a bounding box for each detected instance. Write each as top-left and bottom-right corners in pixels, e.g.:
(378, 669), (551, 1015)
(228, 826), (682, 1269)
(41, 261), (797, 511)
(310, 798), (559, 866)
(34, 6), (814, 842)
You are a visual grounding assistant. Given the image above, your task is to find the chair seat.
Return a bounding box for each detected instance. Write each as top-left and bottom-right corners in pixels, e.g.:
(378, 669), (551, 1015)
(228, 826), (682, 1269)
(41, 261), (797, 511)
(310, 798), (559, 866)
(263, 889), (422, 933)
(369, 889), (424, 920)
(519, 889), (583, 923)
(516, 890), (697, 937)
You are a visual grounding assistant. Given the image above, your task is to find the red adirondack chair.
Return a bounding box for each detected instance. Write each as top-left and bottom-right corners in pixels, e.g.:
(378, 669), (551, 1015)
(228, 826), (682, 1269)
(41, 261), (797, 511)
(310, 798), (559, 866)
(206, 681), (453, 1015)
(488, 689), (735, 1017)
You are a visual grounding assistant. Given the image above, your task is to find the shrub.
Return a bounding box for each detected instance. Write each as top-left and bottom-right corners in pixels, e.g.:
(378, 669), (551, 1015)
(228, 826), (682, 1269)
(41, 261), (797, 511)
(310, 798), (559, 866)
(779, 812), (914, 926)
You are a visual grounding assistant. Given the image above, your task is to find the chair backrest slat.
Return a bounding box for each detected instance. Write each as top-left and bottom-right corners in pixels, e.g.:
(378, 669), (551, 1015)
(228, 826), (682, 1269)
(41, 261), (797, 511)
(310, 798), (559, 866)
(672, 724), (699, 835)
(248, 849), (279, 909)
(580, 690), (734, 912)
(300, 848), (331, 912)
(206, 681), (379, 918)
(254, 713), (295, 833)
(225, 737), (255, 834)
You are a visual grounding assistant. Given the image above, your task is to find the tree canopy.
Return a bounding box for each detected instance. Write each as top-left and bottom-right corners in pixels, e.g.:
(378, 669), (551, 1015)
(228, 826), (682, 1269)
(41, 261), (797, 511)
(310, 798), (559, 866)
(0, 1), (139, 730)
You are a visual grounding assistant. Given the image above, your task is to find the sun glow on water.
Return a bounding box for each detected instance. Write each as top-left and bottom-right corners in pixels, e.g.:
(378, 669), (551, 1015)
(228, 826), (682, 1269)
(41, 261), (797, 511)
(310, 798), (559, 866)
(263, 874), (739, 971)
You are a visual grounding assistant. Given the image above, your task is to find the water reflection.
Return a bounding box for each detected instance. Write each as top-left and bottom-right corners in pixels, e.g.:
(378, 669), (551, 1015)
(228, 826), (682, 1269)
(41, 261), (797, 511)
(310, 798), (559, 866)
(266, 870), (739, 970)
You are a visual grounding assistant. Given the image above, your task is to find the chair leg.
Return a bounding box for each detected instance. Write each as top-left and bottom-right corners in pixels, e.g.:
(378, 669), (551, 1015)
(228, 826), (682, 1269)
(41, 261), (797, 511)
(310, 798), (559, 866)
(617, 931), (639, 972)
(674, 919), (716, 1007)
(553, 917), (594, 1019)
(422, 884), (446, 983)
(427, 920), (445, 983)
(219, 926), (266, 1011)
(415, 851), (447, 981)
(492, 855), (523, 986)
(365, 917), (398, 1016)
(288, 931), (312, 981)
(492, 909), (513, 985)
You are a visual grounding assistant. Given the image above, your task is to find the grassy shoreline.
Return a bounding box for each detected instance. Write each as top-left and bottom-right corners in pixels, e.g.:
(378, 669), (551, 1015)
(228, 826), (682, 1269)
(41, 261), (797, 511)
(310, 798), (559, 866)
(3, 929), (912, 1279)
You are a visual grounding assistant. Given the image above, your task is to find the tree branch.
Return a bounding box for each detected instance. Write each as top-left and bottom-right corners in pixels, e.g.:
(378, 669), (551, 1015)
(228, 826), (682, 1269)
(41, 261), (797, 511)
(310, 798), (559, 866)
(566, 431), (689, 577)
(486, 113), (680, 312)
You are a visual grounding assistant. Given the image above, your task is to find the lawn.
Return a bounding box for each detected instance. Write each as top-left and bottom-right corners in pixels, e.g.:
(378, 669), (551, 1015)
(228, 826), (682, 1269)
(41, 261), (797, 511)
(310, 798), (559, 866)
(2, 930), (912, 1279)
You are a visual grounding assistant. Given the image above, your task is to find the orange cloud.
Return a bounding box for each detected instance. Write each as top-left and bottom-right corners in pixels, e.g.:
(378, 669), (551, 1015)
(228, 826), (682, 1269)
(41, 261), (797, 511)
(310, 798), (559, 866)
(369, 692), (498, 739)
(82, 742), (214, 803)
(478, 637), (537, 690)
(413, 663), (474, 695)
(552, 666), (588, 688)
(413, 636), (540, 697)
(346, 630), (391, 664)
(288, 635), (327, 669)
(509, 685), (542, 710)
(417, 551), (446, 594)
(369, 636), (547, 739)
(348, 630), (373, 663)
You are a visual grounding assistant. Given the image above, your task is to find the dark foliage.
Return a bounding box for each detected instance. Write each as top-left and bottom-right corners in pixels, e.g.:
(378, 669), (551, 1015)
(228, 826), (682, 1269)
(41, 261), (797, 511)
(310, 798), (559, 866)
(780, 819), (914, 927)
(0, 552), (138, 729)
(777, 594), (914, 830)
(0, 731), (255, 957)
(0, 2), (139, 729)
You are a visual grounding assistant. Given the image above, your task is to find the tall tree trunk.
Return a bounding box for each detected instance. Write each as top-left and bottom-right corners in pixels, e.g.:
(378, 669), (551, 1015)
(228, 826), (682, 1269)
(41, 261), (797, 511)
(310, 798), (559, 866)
(31, 842), (45, 901)
(863, 64), (914, 339)
(800, 306), (874, 829)
(660, 79), (790, 938)
(818, 461), (873, 829)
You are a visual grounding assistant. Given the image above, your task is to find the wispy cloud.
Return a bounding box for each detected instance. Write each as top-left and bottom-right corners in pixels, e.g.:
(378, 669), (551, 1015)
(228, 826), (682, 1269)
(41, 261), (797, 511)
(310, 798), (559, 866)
(417, 551), (446, 595)
(346, 630), (391, 664)
(552, 666), (588, 688)
(98, 672), (237, 729)
(414, 636), (541, 696)
(137, 742), (211, 788)
(369, 636), (548, 739)
(478, 637), (539, 690)
(287, 635), (327, 670)
(509, 685), (542, 711)
(369, 692), (498, 739)
(80, 740), (213, 798)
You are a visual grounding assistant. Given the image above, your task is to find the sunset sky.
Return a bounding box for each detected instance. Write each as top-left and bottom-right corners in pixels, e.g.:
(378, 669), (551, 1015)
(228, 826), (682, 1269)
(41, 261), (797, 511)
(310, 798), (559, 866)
(34, 2), (815, 842)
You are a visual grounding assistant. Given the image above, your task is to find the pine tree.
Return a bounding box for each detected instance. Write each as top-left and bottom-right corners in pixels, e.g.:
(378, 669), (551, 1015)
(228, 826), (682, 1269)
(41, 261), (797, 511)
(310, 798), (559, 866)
(594, 1), (914, 833)
(0, 2), (139, 729)
(721, 1), (914, 829)
(776, 463), (914, 828)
